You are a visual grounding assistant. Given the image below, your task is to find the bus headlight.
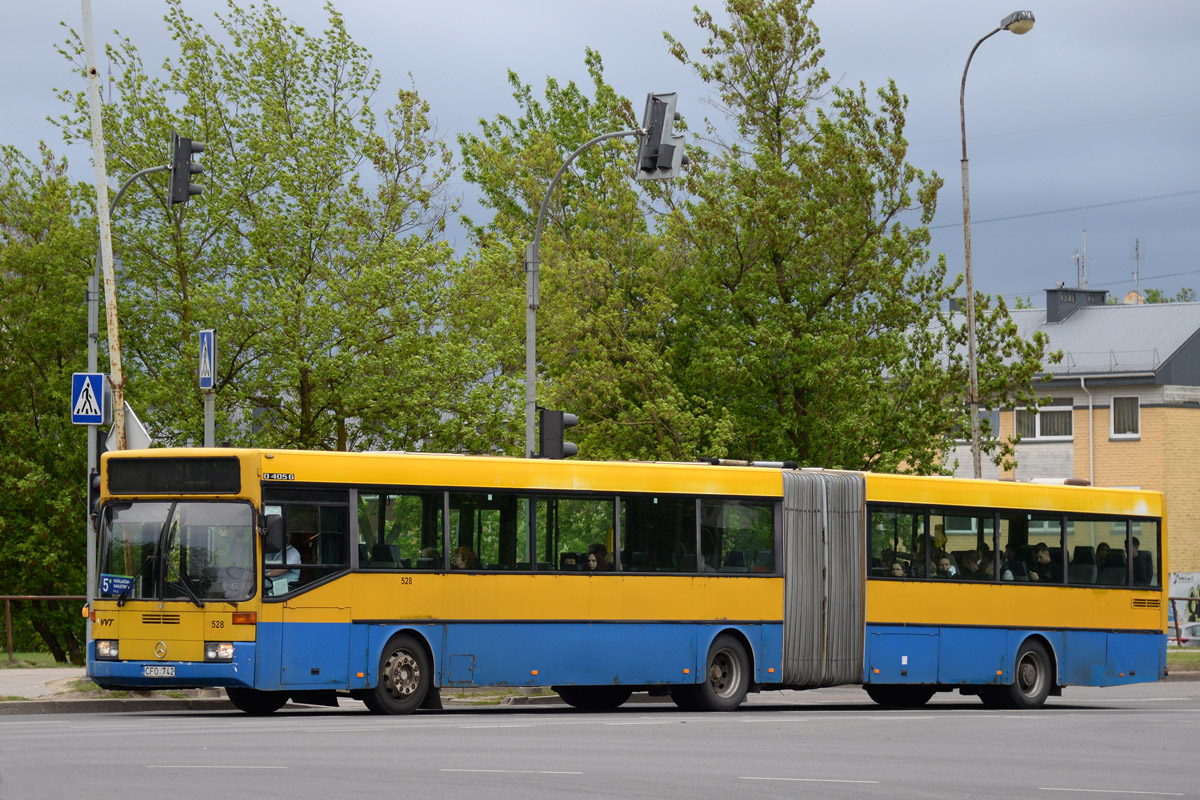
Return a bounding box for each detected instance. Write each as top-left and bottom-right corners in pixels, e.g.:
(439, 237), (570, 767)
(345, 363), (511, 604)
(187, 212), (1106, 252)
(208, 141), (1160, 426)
(204, 642), (235, 662)
(96, 640), (119, 660)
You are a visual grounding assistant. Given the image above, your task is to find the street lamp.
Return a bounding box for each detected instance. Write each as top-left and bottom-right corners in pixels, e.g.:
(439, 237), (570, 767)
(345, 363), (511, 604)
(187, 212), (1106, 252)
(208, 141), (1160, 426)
(960, 10), (1035, 479)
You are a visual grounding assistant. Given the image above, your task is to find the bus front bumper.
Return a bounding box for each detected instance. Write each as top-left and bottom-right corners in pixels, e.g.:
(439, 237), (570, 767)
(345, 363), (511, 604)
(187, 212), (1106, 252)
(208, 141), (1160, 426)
(87, 641), (257, 690)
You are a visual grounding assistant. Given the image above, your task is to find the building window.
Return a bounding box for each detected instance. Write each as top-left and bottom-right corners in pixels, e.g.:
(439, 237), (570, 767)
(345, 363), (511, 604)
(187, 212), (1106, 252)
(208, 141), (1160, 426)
(1112, 396), (1140, 438)
(1015, 397), (1074, 440)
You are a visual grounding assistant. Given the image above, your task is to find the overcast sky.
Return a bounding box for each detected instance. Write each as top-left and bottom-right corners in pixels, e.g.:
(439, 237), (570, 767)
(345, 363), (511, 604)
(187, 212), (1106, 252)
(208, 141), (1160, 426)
(5, 1), (1199, 304)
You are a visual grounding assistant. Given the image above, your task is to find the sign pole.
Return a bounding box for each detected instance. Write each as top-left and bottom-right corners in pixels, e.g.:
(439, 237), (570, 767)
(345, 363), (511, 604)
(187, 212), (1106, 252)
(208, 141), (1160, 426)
(199, 329), (216, 447)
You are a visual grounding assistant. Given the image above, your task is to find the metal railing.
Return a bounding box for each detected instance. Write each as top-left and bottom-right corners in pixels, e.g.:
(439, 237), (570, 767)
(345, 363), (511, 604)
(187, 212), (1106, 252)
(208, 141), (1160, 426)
(1170, 595), (1200, 647)
(1, 596), (86, 662)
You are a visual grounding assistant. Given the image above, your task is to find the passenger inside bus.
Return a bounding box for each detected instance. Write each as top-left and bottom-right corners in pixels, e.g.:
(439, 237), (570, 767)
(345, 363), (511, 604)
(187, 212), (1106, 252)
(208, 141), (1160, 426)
(1132, 537), (1154, 585)
(1028, 543), (1062, 583)
(451, 545), (479, 570)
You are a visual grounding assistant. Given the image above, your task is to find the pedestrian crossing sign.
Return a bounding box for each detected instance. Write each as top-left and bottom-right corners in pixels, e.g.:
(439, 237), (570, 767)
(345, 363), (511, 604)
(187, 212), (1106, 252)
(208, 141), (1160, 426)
(71, 373), (105, 425)
(199, 329), (215, 390)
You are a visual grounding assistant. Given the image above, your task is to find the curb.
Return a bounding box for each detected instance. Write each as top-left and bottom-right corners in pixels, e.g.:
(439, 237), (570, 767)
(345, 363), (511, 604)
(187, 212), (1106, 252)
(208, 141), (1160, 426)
(0, 698), (235, 715)
(1164, 671), (1200, 682)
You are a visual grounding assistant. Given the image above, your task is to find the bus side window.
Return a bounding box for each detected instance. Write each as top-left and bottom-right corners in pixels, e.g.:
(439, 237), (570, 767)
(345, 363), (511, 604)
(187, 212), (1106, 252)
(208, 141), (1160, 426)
(701, 499), (773, 574)
(868, 506), (923, 578)
(621, 495), (695, 573)
(1131, 520), (1158, 586)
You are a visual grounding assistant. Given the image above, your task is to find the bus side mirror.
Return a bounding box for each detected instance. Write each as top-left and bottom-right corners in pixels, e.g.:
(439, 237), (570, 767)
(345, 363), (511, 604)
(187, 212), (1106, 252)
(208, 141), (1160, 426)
(263, 514), (284, 553)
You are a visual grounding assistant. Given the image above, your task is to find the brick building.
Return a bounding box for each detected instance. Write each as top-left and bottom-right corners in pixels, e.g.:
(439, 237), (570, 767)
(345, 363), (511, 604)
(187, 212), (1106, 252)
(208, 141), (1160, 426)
(950, 287), (1200, 571)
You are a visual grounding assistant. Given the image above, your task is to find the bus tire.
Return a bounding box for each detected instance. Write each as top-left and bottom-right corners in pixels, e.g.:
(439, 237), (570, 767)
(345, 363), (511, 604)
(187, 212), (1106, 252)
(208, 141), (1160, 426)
(1007, 639), (1052, 710)
(694, 634), (750, 711)
(553, 686), (632, 710)
(371, 634), (430, 715)
(865, 685), (935, 708)
(225, 687), (288, 715)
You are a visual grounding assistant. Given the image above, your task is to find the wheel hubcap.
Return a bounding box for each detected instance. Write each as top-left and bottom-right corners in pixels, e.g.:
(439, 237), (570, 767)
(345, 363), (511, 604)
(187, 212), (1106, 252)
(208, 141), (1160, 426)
(709, 649), (740, 698)
(1017, 653), (1042, 697)
(383, 650), (420, 699)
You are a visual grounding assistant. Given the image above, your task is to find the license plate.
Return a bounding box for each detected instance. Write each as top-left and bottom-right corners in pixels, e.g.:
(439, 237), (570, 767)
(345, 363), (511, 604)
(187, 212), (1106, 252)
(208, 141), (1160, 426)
(143, 665), (175, 678)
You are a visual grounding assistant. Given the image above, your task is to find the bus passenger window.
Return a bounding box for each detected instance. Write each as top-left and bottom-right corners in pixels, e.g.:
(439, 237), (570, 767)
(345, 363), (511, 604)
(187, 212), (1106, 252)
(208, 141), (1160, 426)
(869, 506), (925, 578)
(701, 499), (774, 574)
(359, 492), (444, 570)
(621, 495), (696, 573)
(1131, 521), (1158, 586)
(448, 493), (528, 571)
(536, 496), (615, 571)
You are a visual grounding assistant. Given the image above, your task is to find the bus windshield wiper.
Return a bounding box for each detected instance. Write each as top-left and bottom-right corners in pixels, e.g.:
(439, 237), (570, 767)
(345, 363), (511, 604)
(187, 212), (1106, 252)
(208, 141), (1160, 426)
(160, 508), (205, 609)
(116, 553), (154, 608)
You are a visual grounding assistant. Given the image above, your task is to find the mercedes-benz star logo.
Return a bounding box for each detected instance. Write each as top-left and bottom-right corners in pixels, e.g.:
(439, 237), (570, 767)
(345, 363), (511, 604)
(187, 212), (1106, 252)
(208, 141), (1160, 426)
(154, 641), (167, 659)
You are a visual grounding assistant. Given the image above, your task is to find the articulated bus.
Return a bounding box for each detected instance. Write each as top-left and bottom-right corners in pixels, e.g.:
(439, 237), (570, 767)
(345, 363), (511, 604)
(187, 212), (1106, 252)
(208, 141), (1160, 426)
(87, 448), (1167, 714)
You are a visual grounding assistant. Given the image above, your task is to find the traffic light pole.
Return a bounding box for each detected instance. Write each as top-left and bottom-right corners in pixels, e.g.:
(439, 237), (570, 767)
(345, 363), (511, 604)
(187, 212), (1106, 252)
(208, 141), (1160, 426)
(524, 128), (643, 457)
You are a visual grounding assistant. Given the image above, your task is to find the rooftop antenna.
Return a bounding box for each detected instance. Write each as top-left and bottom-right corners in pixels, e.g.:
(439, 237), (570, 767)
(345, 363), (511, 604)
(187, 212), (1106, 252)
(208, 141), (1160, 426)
(1132, 238), (1141, 296)
(1070, 212), (1090, 288)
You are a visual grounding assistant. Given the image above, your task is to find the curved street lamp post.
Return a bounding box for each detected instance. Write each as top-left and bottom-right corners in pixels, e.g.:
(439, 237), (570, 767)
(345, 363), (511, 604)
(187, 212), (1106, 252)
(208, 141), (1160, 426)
(960, 10), (1035, 479)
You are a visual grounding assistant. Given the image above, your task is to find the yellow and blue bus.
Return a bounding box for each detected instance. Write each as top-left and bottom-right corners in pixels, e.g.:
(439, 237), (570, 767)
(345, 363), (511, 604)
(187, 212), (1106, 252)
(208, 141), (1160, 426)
(87, 449), (1166, 714)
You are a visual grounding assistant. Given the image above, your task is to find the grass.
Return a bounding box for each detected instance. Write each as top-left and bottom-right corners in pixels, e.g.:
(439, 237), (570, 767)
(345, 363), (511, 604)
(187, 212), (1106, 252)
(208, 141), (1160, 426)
(1167, 648), (1200, 671)
(0, 652), (71, 669)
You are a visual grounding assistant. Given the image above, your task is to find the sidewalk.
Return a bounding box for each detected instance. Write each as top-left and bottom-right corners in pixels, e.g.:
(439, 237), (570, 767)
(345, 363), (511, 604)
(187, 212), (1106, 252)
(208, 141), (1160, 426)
(0, 668), (234, 715)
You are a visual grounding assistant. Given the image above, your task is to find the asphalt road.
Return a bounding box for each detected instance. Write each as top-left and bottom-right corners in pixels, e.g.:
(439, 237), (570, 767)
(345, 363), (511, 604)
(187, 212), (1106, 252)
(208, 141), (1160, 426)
(1, 682), (1194, 800)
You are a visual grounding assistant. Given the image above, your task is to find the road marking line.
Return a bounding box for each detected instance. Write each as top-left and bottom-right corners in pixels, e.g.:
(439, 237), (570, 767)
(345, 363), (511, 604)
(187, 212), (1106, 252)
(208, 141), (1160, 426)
(605, 721), (678, 726)
(147, 766), (287, 770)
(442, 769), (582, 775)
(1039, 789), (1183, 796)
(460, 724), (532, 729)
(740, 777), (880, 784)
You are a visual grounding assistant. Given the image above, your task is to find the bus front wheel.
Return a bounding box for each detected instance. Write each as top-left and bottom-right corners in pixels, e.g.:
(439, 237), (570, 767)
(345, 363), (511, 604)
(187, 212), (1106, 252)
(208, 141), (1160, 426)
(1006, 639), (1052, 710)
(369, 634), (431, 715)
(225, 687), (288, 715)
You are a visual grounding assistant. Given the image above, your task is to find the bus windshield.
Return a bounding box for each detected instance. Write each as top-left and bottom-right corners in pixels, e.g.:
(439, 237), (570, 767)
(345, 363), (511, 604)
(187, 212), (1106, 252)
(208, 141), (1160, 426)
(98, 501), (257, 602)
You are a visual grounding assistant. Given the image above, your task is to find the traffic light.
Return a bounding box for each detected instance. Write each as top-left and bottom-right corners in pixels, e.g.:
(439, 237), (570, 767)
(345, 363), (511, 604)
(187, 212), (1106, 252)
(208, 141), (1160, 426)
(169, 131), (205, 204)
(634, 92), (687, 182)
(539, 408), (578, 459)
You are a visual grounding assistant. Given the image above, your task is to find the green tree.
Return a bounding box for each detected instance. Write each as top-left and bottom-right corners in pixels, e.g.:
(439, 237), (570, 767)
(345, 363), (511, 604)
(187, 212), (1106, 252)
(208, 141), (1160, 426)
(1143, 287), (1196, 304)
(0, 145), (95, 663)
(55, 0), (462, 450)
(660, 0), (1052, 472)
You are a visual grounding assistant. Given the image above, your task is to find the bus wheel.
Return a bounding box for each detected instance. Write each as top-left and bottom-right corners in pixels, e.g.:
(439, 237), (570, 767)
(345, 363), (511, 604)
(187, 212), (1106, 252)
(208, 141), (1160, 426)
(865, 685), (935, 708)
(225, 687), (288, 715)
(553, 686), (633, 710)
(695, 634), (750, 711)
(1007, 639), (1052, 710)
(371, 634), (430, 715)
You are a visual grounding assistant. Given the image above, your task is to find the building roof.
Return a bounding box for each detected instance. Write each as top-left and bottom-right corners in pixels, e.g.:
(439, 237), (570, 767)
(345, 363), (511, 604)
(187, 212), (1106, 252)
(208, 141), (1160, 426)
(1010, 300), (1200, 384)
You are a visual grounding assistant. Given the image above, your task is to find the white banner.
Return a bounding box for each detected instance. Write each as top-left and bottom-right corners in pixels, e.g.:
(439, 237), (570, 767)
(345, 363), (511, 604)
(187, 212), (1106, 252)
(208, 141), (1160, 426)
(1168, 572), (1200, 645)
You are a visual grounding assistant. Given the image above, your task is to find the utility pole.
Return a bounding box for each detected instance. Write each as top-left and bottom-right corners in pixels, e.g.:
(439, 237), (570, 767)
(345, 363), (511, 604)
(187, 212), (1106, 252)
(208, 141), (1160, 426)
(82, 0), (125, 453)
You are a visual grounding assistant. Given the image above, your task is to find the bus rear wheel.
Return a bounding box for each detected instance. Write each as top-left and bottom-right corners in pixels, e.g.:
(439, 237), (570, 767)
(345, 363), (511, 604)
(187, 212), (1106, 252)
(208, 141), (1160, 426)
(1006, 639), (1052, 710)
(553, 686), (632, 710)
(225, 687), (288, 715)
(370, 634), (430, 715)
(693, 634), (750, 711)
(865, 685), (935, 708)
